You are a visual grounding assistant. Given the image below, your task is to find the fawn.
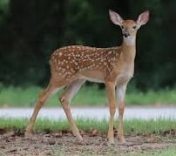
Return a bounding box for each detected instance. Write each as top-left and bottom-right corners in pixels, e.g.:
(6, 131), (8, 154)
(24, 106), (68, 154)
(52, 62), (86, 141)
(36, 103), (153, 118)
(25, 10), (149, 144)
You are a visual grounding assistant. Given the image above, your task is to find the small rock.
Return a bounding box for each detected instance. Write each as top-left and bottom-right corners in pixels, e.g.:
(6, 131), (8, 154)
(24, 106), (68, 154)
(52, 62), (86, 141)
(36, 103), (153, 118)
(52, 132), (62, 137)
(48, 139), (56, 145)
(0, 145), (5, 149)
(8, 148), (17, 153)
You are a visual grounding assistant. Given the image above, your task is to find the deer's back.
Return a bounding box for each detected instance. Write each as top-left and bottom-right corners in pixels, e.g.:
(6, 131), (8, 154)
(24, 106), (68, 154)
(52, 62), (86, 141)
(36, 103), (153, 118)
(50, 45), (123, 82)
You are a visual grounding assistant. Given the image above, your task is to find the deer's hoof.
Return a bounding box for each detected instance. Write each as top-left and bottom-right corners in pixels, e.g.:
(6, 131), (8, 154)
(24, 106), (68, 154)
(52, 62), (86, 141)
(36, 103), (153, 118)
(118, 136), (126, 144)
(24, 130), (33, 138)
(108, 138), (115, 145)
(76, 135), (83, 142)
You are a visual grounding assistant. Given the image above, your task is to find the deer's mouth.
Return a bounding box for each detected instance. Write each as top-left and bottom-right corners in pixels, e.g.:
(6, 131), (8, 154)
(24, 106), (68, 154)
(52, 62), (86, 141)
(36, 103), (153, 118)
(123, 33), (130, 38)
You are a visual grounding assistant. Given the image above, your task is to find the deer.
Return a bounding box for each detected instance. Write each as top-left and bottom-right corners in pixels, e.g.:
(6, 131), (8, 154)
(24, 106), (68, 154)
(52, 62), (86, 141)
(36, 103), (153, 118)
(25, 10), (149, 144)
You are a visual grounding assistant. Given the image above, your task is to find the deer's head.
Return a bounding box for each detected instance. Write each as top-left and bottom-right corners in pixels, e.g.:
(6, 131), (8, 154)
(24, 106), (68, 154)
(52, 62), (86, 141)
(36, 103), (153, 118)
(109, 10), (149, 45)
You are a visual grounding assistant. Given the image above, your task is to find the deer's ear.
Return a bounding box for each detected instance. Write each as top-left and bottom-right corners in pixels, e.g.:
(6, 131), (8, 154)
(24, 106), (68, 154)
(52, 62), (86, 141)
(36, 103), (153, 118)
(137, 10), (150, 26)
(109, 10), (123, 26)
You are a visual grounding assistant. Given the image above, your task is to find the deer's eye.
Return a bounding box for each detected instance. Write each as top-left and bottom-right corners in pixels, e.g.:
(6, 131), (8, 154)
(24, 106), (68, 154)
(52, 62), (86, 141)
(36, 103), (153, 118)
(121, 26), (124, 29)
(133, 26), (137, 29)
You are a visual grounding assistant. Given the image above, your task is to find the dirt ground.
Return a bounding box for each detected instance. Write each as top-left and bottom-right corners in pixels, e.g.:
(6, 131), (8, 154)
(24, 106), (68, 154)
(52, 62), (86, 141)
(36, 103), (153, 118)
(0, 130), (176, 156)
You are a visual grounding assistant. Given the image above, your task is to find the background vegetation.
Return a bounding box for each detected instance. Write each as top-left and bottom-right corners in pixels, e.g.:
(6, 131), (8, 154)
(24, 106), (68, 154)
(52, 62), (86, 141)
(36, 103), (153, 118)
(1, 86), (176, 107)
(0, 0), (176, 91)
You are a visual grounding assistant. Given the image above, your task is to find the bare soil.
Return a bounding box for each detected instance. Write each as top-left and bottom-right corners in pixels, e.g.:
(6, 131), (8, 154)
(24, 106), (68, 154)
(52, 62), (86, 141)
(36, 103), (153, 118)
(0, 130), (176, 156)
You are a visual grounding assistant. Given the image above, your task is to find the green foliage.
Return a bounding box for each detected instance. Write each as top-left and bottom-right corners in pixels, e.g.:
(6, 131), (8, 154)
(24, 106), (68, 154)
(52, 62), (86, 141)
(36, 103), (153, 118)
(0, 0), (67, 85)
(126, 88), (176, 105)
(0, 0), (176, 89)
(0, 0), (9, 13)
(0, 85), (176, 107)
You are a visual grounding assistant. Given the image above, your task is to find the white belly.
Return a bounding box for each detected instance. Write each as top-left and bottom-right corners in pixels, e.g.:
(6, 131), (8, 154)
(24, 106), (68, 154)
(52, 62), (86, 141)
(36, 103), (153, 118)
(79, 70), (105, 83)
(81, 76), (104, 83)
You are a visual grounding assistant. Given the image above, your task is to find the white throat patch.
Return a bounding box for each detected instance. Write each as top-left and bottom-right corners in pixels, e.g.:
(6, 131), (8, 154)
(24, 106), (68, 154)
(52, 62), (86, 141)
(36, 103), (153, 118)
(123, 36), (136, 46)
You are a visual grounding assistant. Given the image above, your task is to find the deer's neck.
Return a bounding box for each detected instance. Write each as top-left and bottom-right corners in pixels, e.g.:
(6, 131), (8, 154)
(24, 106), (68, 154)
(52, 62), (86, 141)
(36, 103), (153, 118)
(121, 36), (136, 62)
(123, 36), (136, 46)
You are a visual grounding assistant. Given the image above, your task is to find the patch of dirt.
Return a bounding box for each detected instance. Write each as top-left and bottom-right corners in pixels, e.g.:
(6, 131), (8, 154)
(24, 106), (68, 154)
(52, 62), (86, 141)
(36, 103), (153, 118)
(0, 130), (176, 156)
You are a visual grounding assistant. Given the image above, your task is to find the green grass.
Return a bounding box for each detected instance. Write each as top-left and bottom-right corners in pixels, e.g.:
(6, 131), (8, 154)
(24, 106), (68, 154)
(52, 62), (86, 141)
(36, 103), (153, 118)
(127, 89), (176, 105)
(129, 147), (176, 156)
(0, 85), (176, 107)
(0, 118), (175, 135)
(148, 148), (176, 156)
(52, 147), (176, 156)
(0, 85), (106, 107)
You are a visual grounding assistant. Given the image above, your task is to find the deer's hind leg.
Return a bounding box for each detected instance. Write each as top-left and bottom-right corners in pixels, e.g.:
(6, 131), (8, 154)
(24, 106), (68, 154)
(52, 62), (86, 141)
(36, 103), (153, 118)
(25, 80), (59, 136)
(106, 81), (116, 144)
(59, 79), (85, 141)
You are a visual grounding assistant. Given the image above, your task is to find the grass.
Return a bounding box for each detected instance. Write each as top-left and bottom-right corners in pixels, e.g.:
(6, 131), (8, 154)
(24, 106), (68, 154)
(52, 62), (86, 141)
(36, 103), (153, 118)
(124, 147), (176, 156)
(0, 85), (106, 107)
(52, 147), (176, 156)
(0, 85), (176, 107)
(149, 148), (176, 156)
(0, 118), (175, 156)
(0, 118), (175, 135)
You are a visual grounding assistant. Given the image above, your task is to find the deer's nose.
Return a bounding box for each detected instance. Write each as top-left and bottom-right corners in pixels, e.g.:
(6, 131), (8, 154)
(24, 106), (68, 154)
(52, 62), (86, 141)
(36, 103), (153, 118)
(123, 33), (130, 38)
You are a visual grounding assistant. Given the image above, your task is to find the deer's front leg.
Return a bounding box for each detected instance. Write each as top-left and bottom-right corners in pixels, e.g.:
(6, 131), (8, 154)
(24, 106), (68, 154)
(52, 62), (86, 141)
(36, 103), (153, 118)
(116, 84), (127, 143)
(106, 81), (116, 144)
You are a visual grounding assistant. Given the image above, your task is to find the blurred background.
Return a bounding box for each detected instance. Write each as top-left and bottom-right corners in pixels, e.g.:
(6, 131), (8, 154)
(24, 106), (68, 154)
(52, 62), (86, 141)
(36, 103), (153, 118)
(0, 0), (176, 107)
